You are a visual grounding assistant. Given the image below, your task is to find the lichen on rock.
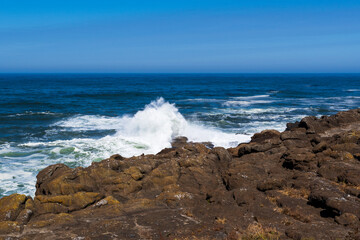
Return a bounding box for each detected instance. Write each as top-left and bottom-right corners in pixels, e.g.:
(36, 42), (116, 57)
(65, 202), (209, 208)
(0, 108), (360, 239)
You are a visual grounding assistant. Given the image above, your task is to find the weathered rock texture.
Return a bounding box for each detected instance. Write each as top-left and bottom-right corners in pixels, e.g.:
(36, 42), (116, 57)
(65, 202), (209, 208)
(1, 109), (360, 239)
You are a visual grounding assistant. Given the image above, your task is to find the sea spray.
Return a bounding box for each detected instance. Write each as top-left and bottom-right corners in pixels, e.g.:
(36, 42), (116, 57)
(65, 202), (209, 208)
(0, 98), (250, 197)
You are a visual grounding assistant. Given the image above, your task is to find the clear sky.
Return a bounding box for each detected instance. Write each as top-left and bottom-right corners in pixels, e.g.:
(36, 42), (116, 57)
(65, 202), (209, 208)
(1, 0), (360, 73)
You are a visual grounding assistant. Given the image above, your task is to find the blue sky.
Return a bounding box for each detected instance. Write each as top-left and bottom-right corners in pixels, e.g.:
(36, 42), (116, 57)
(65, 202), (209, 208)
(0, 0), (359, 73)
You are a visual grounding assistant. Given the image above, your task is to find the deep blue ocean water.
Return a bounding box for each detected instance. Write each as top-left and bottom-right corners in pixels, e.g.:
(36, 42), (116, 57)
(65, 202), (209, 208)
(0, 73), (359, 197)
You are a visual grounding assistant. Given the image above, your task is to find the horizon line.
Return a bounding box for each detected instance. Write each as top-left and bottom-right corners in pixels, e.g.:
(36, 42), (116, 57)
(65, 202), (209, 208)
(1, 72), (360, 75)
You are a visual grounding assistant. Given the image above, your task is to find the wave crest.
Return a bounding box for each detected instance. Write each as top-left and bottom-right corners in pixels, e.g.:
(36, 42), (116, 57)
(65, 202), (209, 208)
(34, 98), (251, 158)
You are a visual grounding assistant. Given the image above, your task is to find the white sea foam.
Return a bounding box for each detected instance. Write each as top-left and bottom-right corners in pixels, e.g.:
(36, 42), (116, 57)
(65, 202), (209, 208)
(53, 115), (125, 131)
(199, 107), (300, 116)
(232, 94), (270, 100)
(222, 94), (274, 107)
(8, 111), (58, 117)
(21, 98), (251, 161)
(0, 98), (252, 196)
(10, 96), (342, 197)
(180, 98), (224, 103)
(223, 107), (299, 115)
(223, 100), (273, 107)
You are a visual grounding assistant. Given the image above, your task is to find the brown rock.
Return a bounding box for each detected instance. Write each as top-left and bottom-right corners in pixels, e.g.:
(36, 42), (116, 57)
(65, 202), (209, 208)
(257, 179), (286, 192)
(0, 108), (360, 239)
(335, 213), (359, 226)
(313, 141), (328, 153)
(326, 197), (360, 218)
(280, 129), (307, 140)
(282, 149), (316, 171)
(16, 209), (33, 224)
(171, 136), (188, 148)
(331, 143), (360, 155)
(299, 116), (325, 133)
(251, 129), (281, 143)
(0, 221), (21, 235)
(0, 194), (27, 221)
(34, 192), (102, 214)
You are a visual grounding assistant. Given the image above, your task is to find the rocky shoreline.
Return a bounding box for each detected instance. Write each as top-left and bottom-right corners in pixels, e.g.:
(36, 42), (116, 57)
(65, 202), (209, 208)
(1, 109), (360, 239)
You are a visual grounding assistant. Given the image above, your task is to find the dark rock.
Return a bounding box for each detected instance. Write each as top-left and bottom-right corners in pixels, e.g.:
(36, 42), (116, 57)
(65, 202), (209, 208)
(280, 129), (307, 141)
(0, 108), (359, 239)
(326, 197), (360, 218)
(286, 121), (300, 131)
(282, 149), (316, 171)
(313, 141), (328, 153)
(331, 143), (360, 155)
(251, 129), (281, 143)
(335, 213), (359, 226)
(171, 136), (188, 148)
(299, 116), (325, 133)
(257, 179), (286, 191)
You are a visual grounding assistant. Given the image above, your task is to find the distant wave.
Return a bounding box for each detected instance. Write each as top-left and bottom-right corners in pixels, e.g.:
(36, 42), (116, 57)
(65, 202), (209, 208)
(222, 94), (274, 107)
(217, 107), (300, 115)
(179, 98), (224, 103)
(223, 100), (273, 107)
(8, 111), (58, 117)
(232, 94), (270, 100)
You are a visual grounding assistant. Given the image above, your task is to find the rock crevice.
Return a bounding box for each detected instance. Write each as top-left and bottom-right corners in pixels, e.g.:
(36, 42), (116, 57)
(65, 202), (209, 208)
(1, 109), (360, 239)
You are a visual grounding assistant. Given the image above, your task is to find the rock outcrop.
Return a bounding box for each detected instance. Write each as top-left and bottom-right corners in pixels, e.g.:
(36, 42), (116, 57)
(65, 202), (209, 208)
(0, 109), (360, 239)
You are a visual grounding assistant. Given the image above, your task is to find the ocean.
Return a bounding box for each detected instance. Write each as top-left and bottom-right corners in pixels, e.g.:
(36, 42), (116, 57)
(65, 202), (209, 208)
(0, 73), (359, 197)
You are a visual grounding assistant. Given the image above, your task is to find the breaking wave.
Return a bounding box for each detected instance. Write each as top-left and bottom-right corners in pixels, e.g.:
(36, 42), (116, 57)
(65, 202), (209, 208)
(1, 98), (250, 196)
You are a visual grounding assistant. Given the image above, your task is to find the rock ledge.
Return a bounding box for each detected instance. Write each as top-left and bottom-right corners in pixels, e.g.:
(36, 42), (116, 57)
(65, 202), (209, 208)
(1, 109), (360, 239)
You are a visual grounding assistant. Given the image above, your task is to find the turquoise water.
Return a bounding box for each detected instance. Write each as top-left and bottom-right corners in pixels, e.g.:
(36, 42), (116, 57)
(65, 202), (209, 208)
(0, 73), (359, 197)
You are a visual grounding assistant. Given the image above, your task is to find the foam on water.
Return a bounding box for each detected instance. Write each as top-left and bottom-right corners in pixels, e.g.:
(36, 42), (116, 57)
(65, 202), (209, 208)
(1, 74), (359, 198)
(8, 111), (58, 117)
(0, 98), (250, 197)
(50, 98), (250, 150)
(223, 94), (274, 107)
(54, 115), (125, 131)
(232, 94), (270, 100)
(180, 98), (224, 103)
(223, 100), (274, 106)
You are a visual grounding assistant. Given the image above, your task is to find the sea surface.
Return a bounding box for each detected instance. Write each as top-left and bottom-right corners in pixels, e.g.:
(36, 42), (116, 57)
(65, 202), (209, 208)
(0, 73), (359, 197)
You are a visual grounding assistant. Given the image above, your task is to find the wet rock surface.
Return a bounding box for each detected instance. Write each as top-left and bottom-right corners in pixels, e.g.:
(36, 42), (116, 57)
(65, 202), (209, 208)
(0, 109), (360, 239)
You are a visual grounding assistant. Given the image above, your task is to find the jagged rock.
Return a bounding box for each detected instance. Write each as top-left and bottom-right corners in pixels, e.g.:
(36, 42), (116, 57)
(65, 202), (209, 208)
(0, 108), (359, 239)
(335, 213), (359, 226)
(282, 149), (316, 171)
(0, 194), (27, 221)
(280, 129), (307, 141)
(326, 197), (360, 218)
(15, 209), (33, 224)
(257, 179), (286, 191)
(251, 129), (281, 143)
(171, 136), (188, 148)
(0, 221), (21, 235)
(313, 141), (328, 153)
(34, 192), (103, 214)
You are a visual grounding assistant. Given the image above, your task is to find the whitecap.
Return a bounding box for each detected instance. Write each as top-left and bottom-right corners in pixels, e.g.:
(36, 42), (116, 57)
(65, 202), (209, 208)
(41, 98), (251, 156)
(3, 98), (252, 196)
(179, 98), (224, 103)
(232, 94), (270, 100)
(52, 115), (124, 131)
(8, 111), (58, 117)
(223, 100), (273, 107)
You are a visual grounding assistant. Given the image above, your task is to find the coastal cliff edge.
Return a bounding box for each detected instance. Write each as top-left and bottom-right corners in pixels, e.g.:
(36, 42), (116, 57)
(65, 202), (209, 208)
(1, 109), (360, 239)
